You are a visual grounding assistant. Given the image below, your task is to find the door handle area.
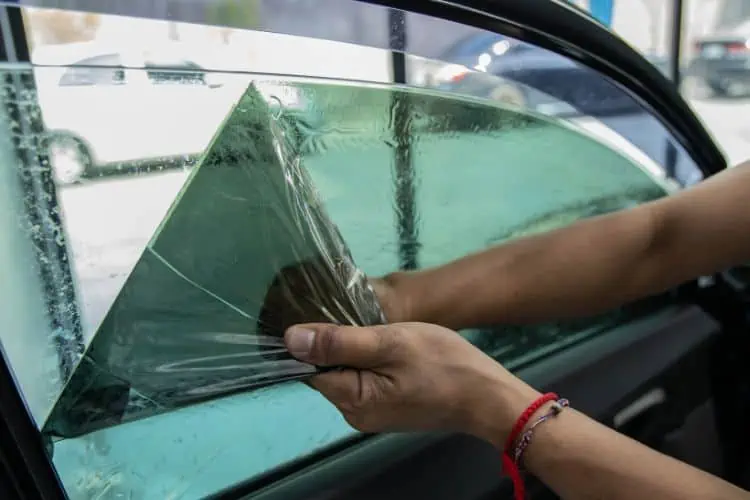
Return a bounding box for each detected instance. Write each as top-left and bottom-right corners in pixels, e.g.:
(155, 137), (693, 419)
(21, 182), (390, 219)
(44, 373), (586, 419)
(613, 388), (667, 428)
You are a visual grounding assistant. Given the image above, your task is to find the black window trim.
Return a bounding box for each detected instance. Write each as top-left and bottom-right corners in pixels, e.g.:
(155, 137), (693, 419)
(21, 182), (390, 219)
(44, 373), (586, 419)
(0, 349), (66, 500)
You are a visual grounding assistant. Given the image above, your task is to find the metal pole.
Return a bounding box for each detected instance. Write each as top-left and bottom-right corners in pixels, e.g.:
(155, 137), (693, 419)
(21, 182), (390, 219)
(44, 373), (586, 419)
(0, 6), (85, 382)
(388, 7), (419, 270)
(662, 0), (685, 181)
(670, 0), (684, 87)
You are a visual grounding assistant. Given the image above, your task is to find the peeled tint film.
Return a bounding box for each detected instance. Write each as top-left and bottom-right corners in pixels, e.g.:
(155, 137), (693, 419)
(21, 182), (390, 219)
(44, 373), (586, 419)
(42, 84), (385, 440)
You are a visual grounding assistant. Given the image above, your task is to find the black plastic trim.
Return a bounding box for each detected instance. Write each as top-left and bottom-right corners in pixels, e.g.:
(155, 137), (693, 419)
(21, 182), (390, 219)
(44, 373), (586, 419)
(0, 4), (29, 64)
(670, 0), (685, 87)
(0, 348), (67, 500)
(212, 305), (718, 499)
(358, 0), (726, 177)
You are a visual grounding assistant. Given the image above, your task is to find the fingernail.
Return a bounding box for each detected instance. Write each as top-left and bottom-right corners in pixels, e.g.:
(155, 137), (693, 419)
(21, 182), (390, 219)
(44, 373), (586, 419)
(286, 328), (315, 361)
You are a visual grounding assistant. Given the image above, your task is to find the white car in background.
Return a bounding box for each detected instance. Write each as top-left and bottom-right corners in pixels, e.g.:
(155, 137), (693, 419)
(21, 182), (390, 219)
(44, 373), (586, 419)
(32, 42), (304, 184)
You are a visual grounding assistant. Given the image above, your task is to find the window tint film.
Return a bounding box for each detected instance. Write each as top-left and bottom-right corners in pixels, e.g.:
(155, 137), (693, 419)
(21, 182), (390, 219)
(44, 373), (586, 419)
(1, 2), (694, 498)
(41, 84), (385, 440)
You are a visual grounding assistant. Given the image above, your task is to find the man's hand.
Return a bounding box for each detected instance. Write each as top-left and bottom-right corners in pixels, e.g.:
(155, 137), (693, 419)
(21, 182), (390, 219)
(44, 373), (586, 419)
(284, 322), (539, 445)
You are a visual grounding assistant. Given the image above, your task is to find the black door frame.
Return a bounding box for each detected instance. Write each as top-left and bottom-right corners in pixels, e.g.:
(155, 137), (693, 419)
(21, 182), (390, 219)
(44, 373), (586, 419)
(669, 0), (685, 87)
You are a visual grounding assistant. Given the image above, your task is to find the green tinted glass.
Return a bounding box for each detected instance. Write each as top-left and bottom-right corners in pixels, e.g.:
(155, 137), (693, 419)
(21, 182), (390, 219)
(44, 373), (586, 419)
(3, 66), (670, 498)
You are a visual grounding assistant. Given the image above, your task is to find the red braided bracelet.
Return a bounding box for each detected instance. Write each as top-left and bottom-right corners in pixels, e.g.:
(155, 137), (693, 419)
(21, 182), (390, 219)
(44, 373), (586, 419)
(502, 392), (559, 500)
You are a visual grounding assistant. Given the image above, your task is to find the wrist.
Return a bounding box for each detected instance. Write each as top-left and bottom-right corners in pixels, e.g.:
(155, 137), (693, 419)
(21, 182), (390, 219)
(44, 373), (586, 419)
(460, 368), (542, 449)
(381, 271), (423, 323)
(383, 269), (452, 326)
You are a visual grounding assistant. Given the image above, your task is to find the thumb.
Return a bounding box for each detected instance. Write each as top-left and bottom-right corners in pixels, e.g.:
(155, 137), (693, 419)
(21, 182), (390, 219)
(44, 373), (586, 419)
(285, 323), (392, 368)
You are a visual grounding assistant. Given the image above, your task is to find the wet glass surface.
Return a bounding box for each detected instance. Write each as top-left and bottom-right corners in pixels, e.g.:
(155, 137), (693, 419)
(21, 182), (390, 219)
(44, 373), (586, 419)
(2, 61), (674, 498)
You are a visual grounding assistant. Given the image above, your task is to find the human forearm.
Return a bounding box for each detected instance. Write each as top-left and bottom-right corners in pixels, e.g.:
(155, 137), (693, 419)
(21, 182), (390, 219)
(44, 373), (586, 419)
(466, 375), (748, 500)
(524, 409), (747, 500)
(386, 203), (666, 329)
(383, 162), (750, 329)
(289, 319), (750, 499)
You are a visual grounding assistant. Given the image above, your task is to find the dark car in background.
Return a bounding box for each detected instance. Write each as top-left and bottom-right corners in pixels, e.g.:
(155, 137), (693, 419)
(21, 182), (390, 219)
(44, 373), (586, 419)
(413, 30), (701, 186)
(687, 20), (750, 97)
(419, 31), (671, 117)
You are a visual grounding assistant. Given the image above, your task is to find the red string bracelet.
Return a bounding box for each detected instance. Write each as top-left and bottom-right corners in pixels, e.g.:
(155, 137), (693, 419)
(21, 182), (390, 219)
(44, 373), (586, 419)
(502, 392), (559, 500)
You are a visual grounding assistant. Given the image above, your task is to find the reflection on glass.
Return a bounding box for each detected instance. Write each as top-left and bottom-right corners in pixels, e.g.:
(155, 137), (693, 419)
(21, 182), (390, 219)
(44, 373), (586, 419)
(406, 45), (702, 185)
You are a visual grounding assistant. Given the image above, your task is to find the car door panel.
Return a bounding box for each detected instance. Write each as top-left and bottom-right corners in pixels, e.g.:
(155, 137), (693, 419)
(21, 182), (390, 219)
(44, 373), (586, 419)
(223, 306), (719, 500)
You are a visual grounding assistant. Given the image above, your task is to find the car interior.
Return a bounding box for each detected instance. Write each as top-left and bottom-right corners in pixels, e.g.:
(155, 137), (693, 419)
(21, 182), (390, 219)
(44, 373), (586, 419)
(2, 1), (750, 499)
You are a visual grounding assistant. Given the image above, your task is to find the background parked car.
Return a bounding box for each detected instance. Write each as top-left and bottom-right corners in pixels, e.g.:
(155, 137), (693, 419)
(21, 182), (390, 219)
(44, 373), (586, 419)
(413, 31), (672, 118)
(32, 41), (305, 185)
(409, 31), (700, 187)
(685, 19), (750, 97)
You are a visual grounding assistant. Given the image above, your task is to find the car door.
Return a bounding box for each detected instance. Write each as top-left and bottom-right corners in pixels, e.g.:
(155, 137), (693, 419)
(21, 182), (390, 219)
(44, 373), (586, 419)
(1, 1), (748, 500)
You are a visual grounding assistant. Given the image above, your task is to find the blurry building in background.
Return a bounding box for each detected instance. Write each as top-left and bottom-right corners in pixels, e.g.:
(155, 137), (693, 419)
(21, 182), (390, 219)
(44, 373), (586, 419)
(717, 0), (750, 27)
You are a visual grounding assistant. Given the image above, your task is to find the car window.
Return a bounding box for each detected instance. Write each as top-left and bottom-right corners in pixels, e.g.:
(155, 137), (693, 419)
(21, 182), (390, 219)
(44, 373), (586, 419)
(2, 3), (705, 499)
(58, 54), (125, 86)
